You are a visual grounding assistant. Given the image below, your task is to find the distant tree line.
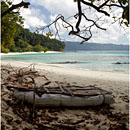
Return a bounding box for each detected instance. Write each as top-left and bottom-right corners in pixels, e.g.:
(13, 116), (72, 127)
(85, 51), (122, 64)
(64, 42), (129, 51)
(1, 1), (65, 53)
(10, 27), (65, 53)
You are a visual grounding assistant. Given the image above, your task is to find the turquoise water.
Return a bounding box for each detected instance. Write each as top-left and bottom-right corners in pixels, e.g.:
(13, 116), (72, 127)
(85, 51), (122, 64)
(1, 51), (129, 72)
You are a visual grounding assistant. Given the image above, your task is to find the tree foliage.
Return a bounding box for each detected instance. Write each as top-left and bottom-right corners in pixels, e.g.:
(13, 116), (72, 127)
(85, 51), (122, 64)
(13, 27), (65, 52)
(1, 0), (30, 18)
(2, 25), (65, 53)
(1, 0), (65, 53)
(1, 1), (24, 50)
(1, 0), (129, 51)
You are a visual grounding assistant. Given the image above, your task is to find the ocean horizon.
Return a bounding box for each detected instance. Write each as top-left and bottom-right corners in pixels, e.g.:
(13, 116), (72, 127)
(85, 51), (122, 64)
(1, 50), (129, 73)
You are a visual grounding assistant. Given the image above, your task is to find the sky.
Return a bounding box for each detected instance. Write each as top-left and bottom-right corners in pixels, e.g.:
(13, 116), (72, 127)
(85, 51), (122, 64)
(11, 0), (129, 45)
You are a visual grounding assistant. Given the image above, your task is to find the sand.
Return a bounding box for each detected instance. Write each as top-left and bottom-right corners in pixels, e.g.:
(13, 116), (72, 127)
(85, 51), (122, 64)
(1, 60), (129, 130)
(0, 51), (62, 56)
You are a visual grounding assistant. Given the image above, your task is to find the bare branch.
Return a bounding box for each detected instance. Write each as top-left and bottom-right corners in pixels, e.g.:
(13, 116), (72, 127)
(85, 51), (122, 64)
(82, 13), (106, 30)
(105, 4), (122, 8)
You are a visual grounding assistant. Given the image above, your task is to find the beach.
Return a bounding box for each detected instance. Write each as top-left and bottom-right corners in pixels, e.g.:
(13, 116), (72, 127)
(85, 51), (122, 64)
(0, 51), (62, 56)
(1, 59), (129, 130)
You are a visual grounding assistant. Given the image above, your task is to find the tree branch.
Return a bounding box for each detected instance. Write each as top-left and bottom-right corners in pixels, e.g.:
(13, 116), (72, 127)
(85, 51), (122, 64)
(99, 0), (110, 9)
(80, 0), (110, 16)
(69, 0), (82, 35)
(76, 0), (82, 33)
(82, 13), (106, 30)
(105, 4), (122, 8)
(36, 0), (127, 44)
(1, 1), (30, 18)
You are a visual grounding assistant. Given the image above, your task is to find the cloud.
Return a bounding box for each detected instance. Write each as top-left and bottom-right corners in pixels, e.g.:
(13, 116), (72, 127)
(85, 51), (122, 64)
(30, 0), (77, 17)
(11, 0), (129, 44)
(11, 0), (46, 29)
(11, 0), (23, 4)
(89, 23), (129, 44)
(20, 8), (46, 29)
(49, 9), (128, 45)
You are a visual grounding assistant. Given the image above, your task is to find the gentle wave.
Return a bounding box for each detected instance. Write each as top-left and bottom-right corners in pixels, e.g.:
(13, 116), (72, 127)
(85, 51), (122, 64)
(1, 51), (129, 72)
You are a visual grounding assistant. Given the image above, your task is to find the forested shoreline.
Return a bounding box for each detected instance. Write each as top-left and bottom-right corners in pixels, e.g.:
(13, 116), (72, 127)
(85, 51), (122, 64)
(1, 1), (65, 53)
(11, 27), (65, 53)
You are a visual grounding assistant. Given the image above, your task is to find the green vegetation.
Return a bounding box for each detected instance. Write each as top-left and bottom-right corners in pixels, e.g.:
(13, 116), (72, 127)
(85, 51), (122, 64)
(1, 1), (65, 53)
(1, 1), (24, 52)
(12, 27), (65, 52)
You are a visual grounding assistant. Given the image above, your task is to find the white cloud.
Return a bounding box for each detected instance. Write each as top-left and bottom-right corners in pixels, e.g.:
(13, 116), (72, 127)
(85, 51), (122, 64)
(20, 8), (46, 29)
(11, 0), (23, 4)
(11, 0), (129, 44)
(10, 0), (46, 29)
(89, 23), (129, 44)
(31, 0), (77, 17)
(49, 8), (128, 45)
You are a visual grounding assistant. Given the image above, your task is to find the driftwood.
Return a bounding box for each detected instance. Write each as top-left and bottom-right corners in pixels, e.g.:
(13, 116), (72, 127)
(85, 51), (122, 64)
(14, 90), (115, 107)
(2, 64), (115, 108)
(1, 64), (50, 119)
(1, 64), (49, 89)
(7, 85), (111, 97)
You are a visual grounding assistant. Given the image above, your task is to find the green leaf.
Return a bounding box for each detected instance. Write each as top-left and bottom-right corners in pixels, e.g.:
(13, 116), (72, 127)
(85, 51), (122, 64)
(46, 32), (53, 38)
(111, 0), (115, 3)
(112, 16), (116, 19)
(73, 0), (78, 2)
(124, 22), (129, 27)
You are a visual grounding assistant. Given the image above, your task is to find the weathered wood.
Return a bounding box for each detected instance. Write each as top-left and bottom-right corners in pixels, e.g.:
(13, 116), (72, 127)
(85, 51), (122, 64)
(63, 86), (74, 96)
(7, 85), (111, 97)
(73, 92), (100, 96)
(14, 90), (115, 107)
(59, 85), (66, 93)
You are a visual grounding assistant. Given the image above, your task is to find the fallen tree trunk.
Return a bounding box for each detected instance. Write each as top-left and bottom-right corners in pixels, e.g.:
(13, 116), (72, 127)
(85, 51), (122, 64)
(14, 90), (115, 107)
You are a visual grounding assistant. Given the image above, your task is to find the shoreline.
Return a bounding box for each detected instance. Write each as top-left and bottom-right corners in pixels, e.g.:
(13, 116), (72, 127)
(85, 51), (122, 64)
(0, 51), (62, 56)
(1, 60), (129, 82)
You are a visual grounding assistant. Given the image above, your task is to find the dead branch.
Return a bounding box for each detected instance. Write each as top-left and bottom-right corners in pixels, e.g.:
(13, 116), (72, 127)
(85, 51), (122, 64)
(1, 64), (48, 89)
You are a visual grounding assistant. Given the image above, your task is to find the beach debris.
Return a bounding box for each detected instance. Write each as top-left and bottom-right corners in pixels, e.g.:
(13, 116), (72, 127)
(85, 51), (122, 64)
(1, 64), (129, 130)
(13, 86), (115, 107)
(2, 64), (115, 108)
(1, 64), (50, 120)
(51, 61), (88, 64)
(113, 62), (129, 64)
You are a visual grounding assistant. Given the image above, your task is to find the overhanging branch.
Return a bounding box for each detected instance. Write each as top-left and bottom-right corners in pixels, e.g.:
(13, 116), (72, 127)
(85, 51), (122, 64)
(80, 0), (110, 16)
(36, 0), (126, 43)
(1, 1), (30, 18)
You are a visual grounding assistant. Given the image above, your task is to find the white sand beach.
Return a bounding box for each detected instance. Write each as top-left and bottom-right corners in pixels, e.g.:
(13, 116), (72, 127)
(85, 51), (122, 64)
(0, 51), (62, 56)
(1, 60), (129, 130)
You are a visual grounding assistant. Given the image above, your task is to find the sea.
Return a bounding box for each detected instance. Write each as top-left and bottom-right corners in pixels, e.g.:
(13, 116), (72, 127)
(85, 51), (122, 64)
(1, 51), (129, 73)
